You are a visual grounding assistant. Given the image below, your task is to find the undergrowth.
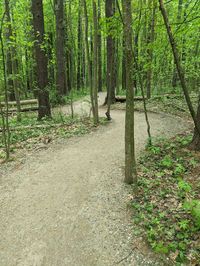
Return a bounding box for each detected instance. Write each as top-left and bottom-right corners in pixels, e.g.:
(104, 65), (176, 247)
(0, 112), (107, 161)
(131, 134), (200, 265)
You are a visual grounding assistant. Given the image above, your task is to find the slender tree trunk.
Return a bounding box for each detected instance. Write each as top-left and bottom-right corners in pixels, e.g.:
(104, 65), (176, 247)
(97, 0), (102, 92)
(82, 0), (95, 119)
(92, 0), (99, 125)
(4, 0), (14, 101)
(172, 0), (183, 89)
(0, 12), (10, 160)
(146, 0), (156, 99)
(122, 35), (126, 90)
(32, 0), (51, 120)
(77, 0), (82, 91)
(55, 0), (67, 95)
(159, 0), (200, 148)
(5, 0), (21, 121)
(105, 0), (116, 108)
(123, 0), (137, 184)
(190, 94), (200, 150)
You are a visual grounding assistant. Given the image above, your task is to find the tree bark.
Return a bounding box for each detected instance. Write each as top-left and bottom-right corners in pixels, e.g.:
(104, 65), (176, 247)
(92, 0), (99, 124)
(105, 0), (116, 105)
(146, 0), (156, 99)
(97, 0), (102, 92)
(55, 0), (67, 95)
(190, 95), (200, 150)
(32, 0), (51, 120)
(123, 0), (137, 184)
(77, 0), (82, 91)
(82, 0), (95, 119)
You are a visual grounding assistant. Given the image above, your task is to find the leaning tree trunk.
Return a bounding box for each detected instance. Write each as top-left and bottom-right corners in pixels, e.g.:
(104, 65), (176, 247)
(159, 0), (200, 150)
(123, 0), (137, 184)
(32, 0), (51, 120)
(190, 95), (200, 150)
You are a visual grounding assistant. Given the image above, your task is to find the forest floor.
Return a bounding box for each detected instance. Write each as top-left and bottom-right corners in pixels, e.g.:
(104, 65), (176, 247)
(0, 93), (191, 266)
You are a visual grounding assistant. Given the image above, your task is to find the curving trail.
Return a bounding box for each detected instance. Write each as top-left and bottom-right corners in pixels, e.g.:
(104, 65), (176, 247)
(0, 93), (190, 266)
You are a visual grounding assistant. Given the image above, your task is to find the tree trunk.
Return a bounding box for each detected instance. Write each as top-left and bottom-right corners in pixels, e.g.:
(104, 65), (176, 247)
(172, 0), (183, 89)
(123, 0), (137, 184)
(159, 0), (200, 148)
(31, 0), (51, 120)
(5, 0), (21, 121)
(146, 0), (156, 99)
(55, 0), (67, 95)
(4, 0), (14, 101)
(105, 0), (116, 105)
(97, 0), (102, 92)
(82, 0), (95, 119)
(92, 0), (99, 124)
(77, 0), (82, 91)
(190, 95), (200, 150)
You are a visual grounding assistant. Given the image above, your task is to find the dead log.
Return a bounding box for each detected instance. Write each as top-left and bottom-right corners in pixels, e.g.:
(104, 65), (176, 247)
(0, 123), (64, 132)
(8, 107), (39, 113)
(115, 95), (147, 102)
(0, 99), (38, 107)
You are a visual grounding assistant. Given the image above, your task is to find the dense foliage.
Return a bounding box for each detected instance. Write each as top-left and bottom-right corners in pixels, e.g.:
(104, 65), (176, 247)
(0, 0), (199, 100)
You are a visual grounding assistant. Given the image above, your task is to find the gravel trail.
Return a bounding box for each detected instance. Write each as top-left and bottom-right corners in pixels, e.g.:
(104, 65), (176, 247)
(0, 93), (190, 266)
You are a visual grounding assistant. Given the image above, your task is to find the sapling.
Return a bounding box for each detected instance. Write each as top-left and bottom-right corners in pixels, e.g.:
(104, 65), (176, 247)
(0, 11), (11, 161)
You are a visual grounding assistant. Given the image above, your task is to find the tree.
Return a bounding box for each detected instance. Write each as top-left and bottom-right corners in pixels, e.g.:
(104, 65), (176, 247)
(92, 0), (99, 124)
(5, 0), (21, 121)
(97, 0), (102, 92)
(77, 0), (82, 91)
(0, 11), (10, 160)
(105, 0), (116, 112)
(146, 0), (156, 99)
(190, 95), (200, 150)
(82, 0), (98, 124)
(159, 0), (200, 150)
(123, 0), (137, 184)
(31, 0), (51, 120)
(54, 0), (68, 95)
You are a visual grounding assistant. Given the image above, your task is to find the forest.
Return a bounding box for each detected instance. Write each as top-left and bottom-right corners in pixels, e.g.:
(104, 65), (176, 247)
(0, 0), (200, 265)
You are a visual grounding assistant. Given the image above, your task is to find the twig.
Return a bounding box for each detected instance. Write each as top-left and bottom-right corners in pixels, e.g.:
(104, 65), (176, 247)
(115, 249), (135, 265)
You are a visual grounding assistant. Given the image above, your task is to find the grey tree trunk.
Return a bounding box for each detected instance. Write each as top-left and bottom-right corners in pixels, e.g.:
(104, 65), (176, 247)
(97, 0), (102, 92)
(55, 0), (68, 95)
(123, 0), (137, 184)
(32, 0), (51, 120)
(92, 0), (99, 125)
(105, 0), (116, 105)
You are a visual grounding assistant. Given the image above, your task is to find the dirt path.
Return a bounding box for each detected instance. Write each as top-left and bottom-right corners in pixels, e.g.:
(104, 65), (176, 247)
(0, 94), (190, 266)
